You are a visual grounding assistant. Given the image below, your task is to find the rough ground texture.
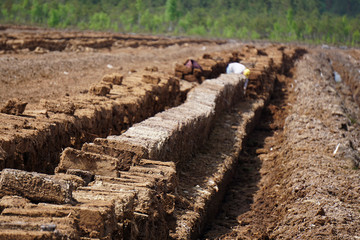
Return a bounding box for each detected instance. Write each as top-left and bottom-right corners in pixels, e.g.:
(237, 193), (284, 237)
(0, 26), (360, 239)
(0, 25), (227, 109)
(204, 51), (360, 239)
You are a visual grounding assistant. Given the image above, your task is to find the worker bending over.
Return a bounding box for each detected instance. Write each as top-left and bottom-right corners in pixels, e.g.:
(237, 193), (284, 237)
(226, 62), (251, 93)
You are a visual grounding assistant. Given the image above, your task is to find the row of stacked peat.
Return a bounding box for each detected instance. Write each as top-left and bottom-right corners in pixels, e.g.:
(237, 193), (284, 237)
(0, 48), (247, 239)
(0, 73), (246, 239)
(0, 44), (287, 239)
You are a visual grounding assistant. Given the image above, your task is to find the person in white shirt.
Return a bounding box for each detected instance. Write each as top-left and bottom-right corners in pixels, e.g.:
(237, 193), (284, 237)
(226, 62), (251, 93)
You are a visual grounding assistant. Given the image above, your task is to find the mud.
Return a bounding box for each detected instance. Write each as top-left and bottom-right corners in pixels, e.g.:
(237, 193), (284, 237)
(0, 26), (360, 239)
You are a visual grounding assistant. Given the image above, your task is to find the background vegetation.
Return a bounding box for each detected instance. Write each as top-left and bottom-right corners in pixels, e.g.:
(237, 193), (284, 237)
(1, 0), (360, 46)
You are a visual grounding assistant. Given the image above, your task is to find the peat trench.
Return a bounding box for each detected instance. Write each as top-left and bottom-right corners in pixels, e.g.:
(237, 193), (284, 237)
(0, 45), (308, 239)
(202, 58), (293, 240)
(203, 50), (360, 239)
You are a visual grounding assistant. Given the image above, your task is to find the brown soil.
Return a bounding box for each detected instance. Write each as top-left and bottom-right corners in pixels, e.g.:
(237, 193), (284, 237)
(0, 26), (360, 239)
(203, 50), (360, 239)
(0, 26), (227, 110)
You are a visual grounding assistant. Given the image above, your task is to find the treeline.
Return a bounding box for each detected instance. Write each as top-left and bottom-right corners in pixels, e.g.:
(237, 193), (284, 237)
(1, 0), (360, 46)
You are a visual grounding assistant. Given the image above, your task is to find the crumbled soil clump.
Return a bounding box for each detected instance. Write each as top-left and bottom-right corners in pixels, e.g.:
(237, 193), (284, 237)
(0, 98), (27, 115)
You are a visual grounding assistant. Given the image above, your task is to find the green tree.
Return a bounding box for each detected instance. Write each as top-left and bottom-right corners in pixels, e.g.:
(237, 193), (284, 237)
(89, 12), (111, 30)
(11, 3), (26, 23)
(178, 12), (192, 33)
(286, 8), (297, 40)
(165, 0), (177, 22)
(165, 0), (178, 31)
(352, 30), (360, 46)
(236, 26), (249, 39)
(188, 25), (206, 36)
(1, 8), (10, 22)
(48, 8), (60, 27)
(135, 0), (145, 24)
(30, 0), (45, 24)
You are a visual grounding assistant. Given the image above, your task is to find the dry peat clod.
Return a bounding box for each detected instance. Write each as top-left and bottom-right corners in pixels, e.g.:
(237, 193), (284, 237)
(145, 66), (159, 72)
(142, 74), (161, 84)
(40, 99), (75, 115)
(0, 168), (75, 205)
(0, 98), (27, 115)
(89, 82), (112, 96)
(102, 73), (124, 85)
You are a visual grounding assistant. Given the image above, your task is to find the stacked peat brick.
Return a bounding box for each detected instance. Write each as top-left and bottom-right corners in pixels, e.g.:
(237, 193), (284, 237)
(0, 69), (179, 173)
(0, 72), (247, 239)
(0, 160), (176, 239)
(0, 45), (288, 239)
(53, 73), (245, 238)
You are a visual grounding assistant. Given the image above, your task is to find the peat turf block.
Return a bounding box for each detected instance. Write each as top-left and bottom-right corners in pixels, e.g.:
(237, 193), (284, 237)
(0, 168), (74, 204)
